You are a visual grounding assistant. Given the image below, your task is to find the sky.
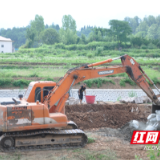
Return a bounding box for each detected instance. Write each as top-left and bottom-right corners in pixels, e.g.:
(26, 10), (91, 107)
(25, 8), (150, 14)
(0, 0), (160, 30)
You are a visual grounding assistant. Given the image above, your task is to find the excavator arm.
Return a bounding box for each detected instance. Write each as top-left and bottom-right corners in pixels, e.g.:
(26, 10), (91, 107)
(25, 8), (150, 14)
(121, 55), (160, 104)
(44, 54), (160, 113)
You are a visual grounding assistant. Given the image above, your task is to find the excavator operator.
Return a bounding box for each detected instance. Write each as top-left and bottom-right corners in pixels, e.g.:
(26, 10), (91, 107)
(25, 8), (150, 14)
(78, 83), (86, 104)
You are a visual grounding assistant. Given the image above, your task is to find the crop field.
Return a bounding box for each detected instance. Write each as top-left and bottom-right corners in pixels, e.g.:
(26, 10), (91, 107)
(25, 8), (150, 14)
(0, 46), (160, 89)
(1, 52), (160, 64)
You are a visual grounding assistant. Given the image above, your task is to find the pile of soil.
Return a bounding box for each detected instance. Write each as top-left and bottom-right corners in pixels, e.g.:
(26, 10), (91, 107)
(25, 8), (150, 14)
(65, 103), (149, 130)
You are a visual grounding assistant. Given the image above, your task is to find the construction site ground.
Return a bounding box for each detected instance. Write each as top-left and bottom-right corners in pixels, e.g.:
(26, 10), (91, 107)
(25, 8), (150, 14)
(0, 102), (153, 160)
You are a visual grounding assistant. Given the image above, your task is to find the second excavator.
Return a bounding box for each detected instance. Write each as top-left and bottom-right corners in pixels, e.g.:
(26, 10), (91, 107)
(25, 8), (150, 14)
(0, 54), (160, 151)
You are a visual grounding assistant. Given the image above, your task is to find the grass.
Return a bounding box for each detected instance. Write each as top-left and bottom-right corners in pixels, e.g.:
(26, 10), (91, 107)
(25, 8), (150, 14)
(152, 77), (160, 85)
(0, 78), (30, 87)
(0, 68), (69, 78)
(72, 149), (117, 160)
(0, 153), (21, 160)
(1, 48), (160, 89)
(13, 79), (30, 87)
(0, 65), (159, 89)
(142, 68), (160, 79)
(84, 78), (115, 88)
(1, 48), (160, 65)
(119, 78), (136, 87)
(135, 141), (160, 160)
(88, 137), (96, 144)
(128, 91), (137, 97)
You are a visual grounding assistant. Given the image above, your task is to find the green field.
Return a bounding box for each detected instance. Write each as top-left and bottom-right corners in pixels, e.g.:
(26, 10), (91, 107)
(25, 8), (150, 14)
(0, 44), (160, 88)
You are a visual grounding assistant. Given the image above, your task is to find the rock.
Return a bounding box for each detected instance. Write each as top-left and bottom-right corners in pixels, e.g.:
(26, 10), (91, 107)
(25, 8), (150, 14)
(68, 97), (79, 105)
(120, 96), (151, 104)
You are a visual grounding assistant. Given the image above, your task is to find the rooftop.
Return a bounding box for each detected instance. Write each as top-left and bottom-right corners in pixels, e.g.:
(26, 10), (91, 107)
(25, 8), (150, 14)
(0, 36), (12, 42)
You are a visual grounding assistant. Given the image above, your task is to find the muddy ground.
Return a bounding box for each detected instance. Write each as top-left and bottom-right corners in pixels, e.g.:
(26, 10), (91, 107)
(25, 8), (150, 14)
(65, 103), (151, 130)
(0, 103), (154, 160)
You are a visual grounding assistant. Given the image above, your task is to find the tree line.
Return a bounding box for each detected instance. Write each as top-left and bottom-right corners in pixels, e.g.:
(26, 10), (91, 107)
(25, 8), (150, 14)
(0, 14), (160, 49)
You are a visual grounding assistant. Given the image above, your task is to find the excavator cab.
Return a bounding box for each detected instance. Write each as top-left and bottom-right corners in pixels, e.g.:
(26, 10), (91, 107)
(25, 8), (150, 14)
(23, 81), (56, 103)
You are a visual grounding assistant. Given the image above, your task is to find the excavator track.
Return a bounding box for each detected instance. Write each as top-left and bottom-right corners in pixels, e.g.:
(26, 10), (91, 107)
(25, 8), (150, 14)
(0, 129), (88, 152)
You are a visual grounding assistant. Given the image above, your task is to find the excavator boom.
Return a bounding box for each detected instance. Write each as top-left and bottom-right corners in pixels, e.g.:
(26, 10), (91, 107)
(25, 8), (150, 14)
(45, 54), (160, 113)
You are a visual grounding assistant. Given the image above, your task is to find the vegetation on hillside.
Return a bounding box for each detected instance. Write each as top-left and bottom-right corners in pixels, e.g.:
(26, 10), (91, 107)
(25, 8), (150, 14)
(1, 14), (160, 49)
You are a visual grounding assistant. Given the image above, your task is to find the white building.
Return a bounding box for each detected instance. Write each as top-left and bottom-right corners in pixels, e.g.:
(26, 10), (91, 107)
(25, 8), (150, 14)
(0, 36), (13, 53)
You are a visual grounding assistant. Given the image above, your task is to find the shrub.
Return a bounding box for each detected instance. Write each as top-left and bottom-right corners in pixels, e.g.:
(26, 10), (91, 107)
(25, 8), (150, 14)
(29, 73), (38, 77)
(146, 53), (160, 58)
(65, 44), (77, 50)
(128, 91), (137, 97)
(0, 79), (12, 86)
(152, 77), (160, 85)
(13, 79), (31, 87)
(96, 47), (103, 55)
(85, 78), (115, 88)
(54, 43), (65, 49)
(88, 137), (95, 144)
(103, 79), (115, 85)
(43, 77), (54, 81)
(119, 78), (136, 87)
(141, 44), (147, 49)
(64, 52), (72, 57)
(76, 44), (85, 50)
(124, 78), (136, 86)
(87, 53), (94, 58)
(29, 52), (34, 57)
(84, 80), (93, 88)
(148, 43), (157, 49)
(119, 79), (126, 87)
(78, 50), (87, 56)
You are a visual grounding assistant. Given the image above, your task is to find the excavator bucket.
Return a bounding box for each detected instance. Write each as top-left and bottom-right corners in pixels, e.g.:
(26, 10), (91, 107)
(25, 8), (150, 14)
(152, 104), (160, 113)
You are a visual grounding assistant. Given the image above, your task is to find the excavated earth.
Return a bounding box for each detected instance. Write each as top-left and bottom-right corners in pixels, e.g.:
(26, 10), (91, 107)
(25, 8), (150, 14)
(65, 103), (151, 130)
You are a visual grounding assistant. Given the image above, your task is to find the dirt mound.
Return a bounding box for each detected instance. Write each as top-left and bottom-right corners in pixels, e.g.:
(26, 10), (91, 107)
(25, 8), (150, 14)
(65, 103), (148, 130)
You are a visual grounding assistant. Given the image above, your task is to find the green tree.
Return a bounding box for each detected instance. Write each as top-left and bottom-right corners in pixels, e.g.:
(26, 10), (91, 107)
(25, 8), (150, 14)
(147, 24), (158, 39)
(60, 15), (77, 44)
(135, 31), (146, 38)
(144, 15), (156, 27)
(25, 15), (45, 47)
(97, 31), (102, 41)
(41, 28), (60, 45)
(156, 15), (160, 26)
(81, 34), (86, 44)
(24, 27), (36, 48)
(62, 15), (76, 32)
(30, 15), (45, 41)
(130, 36), (143, 47)
(109, 20), (132, 44)
(124, 16), (141, 34)
(59, 28), (77, 44)
(136, 21), (149, 36)
(88, 32), (94, 42)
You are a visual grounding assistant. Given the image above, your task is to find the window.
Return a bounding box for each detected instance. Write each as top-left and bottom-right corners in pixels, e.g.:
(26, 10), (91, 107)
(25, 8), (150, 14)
(24, 85), (33, 99)
(35, 87), (41, 102)
(1, 45), (4, 48)
(43, 86), (54, 98)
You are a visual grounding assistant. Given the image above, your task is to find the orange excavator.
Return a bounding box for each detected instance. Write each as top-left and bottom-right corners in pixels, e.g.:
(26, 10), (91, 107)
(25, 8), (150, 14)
(0, 54), (160, 151)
